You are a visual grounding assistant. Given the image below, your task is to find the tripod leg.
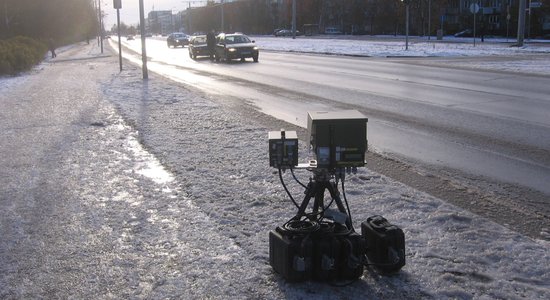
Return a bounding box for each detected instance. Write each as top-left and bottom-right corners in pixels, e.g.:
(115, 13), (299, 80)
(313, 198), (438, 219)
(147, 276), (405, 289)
(327, 182), (352, 229)
(311, 183), (326, 221)
(294, 181), (317, 220)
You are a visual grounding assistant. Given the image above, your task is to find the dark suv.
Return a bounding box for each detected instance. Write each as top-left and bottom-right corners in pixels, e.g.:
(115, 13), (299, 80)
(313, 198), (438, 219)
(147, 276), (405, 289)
(188, 35), (210, 59)
(214, 33), (259, 63)
(167, 32), (189, 48)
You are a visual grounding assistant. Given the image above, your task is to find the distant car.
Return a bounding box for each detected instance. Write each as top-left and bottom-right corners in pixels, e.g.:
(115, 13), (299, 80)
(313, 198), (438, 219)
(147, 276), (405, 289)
(454, 29), (472, 37)
(274, 29), (301, 37)
(167, 32), (189, 48)
(324, 27), (342, 35)
(126, 35), (135, 41)
(275, 29), (290, 36)
(214, 33), (259, 63)
(188, 35), (210, 59)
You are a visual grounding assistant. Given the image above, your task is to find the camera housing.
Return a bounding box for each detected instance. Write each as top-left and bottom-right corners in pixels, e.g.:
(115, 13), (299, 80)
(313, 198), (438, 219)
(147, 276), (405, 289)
(307, 110), (368, 169)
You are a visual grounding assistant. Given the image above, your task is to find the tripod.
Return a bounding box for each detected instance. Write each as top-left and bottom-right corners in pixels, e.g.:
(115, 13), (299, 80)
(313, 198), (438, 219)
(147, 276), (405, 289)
(293, 168), (353, 230)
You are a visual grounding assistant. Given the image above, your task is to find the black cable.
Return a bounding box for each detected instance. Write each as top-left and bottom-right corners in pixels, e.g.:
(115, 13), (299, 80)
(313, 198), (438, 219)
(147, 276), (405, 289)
(282, 218), (320, 234)
(279, 168), (300, 210)
(341, 178), (355, 232)
(290, 167), (307, 189)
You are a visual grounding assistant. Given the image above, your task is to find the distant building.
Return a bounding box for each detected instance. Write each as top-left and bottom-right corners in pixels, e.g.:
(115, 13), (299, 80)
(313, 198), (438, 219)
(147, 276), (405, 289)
(444, 0), (550, 37)
(148, 11), (174, 35)
(177, 0), (550, 38)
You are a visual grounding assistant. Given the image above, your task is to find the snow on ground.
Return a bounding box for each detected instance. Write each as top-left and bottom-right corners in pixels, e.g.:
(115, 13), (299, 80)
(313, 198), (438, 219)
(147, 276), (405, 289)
(1, 39), (549, 298)
(102, 52), (550, 298)
(253, 35), (550, 57)
(252, 35), (550, 75)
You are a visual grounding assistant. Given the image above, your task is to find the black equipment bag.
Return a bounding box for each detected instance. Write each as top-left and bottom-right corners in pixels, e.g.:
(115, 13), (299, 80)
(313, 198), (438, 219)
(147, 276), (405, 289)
(361, 215), (406, 274)
(338, 232), (366, 280)
(269, 227), (313, 282)
(269, 222), (367, 282)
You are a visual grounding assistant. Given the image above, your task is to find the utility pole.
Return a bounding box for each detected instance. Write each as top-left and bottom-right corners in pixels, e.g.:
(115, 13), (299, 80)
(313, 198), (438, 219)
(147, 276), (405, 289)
(221, 0), (224, 32)
(139, 0), (148, 79)
(428, 0), (431, 40)
(517, 0), (526, 46)
(402, 0), (410, 50)
(188, 2), (192, 34)
(114, 0), (122, 72)
(292, 0), (296, 39)
(98, 0), (104, 53)
(527, 0), (531, 40)
(95, 0), (100, 46)
(4, 1), (9, 35)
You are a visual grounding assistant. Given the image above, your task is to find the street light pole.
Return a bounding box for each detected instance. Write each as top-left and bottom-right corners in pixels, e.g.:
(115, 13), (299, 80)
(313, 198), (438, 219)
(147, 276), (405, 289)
(188, 3), (192, 34)
(292, 0), (296, 39)
(139, 0), (148, 79)
(428, 0), (431, 40)
(527, 0), (531, 40)
(402, 0), (410, 50)
(114, 0), (122, 71)
(517, 0), (526, 46)
(221, 0), (224, 32)
(98, 0), (103, 53)
(96, 0), (100, 47)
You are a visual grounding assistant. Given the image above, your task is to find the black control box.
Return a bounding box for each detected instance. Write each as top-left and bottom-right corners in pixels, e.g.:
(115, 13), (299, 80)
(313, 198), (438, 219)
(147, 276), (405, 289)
(268, 130), (298, 168)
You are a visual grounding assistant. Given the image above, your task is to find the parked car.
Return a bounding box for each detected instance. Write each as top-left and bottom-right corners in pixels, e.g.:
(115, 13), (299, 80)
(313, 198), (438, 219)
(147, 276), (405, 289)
(454, 29), (473, 37)
(324, 27), (342, 35)
(274, 29), (301, 37)
(126, 35), (135, 41)
(167, 32), (189, 48)
(188, 35), (210, 59)
(214, 33), (259, 63)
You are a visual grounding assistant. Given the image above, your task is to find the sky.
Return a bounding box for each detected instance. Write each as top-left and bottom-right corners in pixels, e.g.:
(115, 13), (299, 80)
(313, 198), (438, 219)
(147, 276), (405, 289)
(104, 0), (211, 28)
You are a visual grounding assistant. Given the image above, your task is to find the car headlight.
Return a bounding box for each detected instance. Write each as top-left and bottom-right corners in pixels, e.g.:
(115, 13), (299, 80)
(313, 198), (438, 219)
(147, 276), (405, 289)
(228, 48), (237, 52)
(253, 46), (259, 51)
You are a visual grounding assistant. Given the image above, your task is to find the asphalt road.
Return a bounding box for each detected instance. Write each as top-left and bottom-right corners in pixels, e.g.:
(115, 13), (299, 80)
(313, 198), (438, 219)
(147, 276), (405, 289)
(120, 39), (550, 195)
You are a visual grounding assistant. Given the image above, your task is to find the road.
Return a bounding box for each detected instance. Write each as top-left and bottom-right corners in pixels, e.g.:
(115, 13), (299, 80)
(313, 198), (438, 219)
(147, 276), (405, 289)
(115, 38), (550, 237)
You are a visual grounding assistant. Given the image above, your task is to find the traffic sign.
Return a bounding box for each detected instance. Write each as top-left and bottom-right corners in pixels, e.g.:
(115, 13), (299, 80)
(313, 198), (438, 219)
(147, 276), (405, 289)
(470, 3), (480, 14)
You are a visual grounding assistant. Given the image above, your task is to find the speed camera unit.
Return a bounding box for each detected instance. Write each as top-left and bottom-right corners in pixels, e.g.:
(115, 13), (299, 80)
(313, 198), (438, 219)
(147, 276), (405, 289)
(307, 110), (368, 169)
